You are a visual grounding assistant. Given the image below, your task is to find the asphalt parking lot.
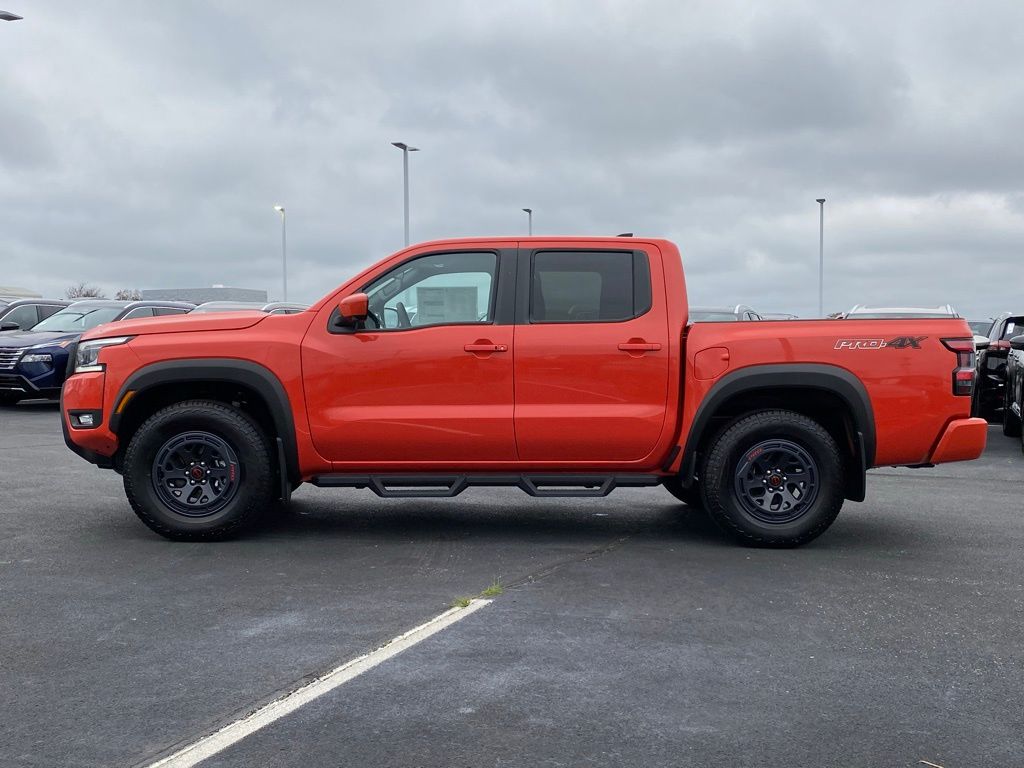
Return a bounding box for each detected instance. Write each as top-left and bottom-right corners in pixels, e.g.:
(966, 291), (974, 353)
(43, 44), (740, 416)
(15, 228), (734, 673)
(2, 403), (1023, 768)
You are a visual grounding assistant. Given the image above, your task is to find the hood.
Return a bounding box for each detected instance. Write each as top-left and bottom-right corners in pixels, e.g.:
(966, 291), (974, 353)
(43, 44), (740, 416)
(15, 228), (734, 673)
(81, 311), (267, 342)
(0, 330), (80, 349)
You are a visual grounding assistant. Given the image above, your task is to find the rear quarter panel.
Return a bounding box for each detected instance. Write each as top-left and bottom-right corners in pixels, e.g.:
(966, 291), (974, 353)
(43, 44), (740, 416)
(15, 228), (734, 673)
(683, 318), (974, 466)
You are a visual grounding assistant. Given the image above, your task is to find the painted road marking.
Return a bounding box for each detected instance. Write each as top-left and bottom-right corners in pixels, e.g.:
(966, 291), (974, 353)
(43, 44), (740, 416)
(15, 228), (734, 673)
(145, 599), (493, 768)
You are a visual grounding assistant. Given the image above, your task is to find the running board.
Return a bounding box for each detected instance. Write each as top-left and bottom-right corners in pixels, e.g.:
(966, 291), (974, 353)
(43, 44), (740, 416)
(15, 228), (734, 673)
(310, 473), (663, 499)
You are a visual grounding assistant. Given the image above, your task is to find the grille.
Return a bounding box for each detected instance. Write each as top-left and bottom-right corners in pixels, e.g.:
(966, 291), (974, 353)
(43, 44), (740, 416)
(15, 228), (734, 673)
(0, 348), (26, 370)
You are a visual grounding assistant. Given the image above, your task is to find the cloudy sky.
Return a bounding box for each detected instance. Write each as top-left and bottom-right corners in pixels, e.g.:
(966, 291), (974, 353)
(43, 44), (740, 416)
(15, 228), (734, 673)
(2, 0), (1023, 317)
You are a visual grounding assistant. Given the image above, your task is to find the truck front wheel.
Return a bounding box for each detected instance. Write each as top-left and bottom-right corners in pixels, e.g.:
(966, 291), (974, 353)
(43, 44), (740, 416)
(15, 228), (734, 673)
(122, 400), (273, 541)
(701, 410), (844, 547)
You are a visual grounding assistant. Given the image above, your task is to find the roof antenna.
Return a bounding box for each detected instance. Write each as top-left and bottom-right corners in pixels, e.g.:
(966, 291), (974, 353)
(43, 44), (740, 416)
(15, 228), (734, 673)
(616, 232), (633, 237)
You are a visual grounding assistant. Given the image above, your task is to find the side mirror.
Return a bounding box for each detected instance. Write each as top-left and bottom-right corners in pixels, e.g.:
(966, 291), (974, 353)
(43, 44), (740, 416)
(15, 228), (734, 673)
(0, 321), (19, 331)
(1010, 335), (1024, 352)
(974, 335), (990, 350)
(337, 293), (369, 325)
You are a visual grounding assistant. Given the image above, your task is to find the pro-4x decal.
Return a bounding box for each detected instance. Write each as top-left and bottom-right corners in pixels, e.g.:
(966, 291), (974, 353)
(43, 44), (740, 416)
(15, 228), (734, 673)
(834, 336), (927, 350)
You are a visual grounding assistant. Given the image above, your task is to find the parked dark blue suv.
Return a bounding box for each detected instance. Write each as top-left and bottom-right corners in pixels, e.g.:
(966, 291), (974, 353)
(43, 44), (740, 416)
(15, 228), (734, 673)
(0, 300), (193, 405)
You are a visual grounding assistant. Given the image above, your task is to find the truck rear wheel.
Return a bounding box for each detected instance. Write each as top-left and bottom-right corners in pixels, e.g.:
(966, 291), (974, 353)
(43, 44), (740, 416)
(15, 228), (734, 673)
(122, 400), (273, 541)
(701, 410), (845, 547)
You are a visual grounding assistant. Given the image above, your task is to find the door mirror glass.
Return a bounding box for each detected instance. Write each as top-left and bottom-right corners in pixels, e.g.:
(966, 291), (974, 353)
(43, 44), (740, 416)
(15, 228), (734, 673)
(974, 334), (991, 350)
(1009, 335), (1024, 351)
(339, 293), (369, 322)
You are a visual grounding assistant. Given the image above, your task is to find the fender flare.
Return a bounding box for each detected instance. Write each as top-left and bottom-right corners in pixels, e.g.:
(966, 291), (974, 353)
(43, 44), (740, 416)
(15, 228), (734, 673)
(680, 363), (875, 501)
(109, 359), (299, 486)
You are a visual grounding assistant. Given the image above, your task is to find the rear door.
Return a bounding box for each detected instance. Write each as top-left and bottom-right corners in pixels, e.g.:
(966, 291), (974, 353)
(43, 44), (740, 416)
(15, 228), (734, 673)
(513, 244), (670, 463)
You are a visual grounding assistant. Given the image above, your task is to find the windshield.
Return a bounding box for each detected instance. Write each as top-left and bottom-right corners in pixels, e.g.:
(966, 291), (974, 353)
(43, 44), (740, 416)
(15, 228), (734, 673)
(30, 306), (124, 333)
(968, 320), (992, 335)
(689, 311), (738, 322)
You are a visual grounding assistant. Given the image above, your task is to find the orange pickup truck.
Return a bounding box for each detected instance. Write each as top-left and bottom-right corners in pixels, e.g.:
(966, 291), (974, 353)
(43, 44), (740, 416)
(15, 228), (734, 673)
(62, 237), (987, 546)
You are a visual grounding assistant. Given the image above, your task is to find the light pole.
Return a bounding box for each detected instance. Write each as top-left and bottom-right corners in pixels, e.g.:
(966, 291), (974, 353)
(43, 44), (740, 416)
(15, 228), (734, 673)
(273, 205), (287, 301)
(522, 208), (533, 235)
(816, 198), (826, 317)
(391, 141), (419, 246)
(0, 11), (23, 20)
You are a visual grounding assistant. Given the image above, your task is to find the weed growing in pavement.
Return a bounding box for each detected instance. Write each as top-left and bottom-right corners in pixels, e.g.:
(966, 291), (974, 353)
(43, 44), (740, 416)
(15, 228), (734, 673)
(480, 580), (504, 598)
(451, 579), (504, 608)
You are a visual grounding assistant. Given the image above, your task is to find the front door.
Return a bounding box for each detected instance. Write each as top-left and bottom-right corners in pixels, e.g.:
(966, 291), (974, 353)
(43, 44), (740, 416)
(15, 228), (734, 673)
(302, 248), (517, 466)
(513, 245), (670, 463)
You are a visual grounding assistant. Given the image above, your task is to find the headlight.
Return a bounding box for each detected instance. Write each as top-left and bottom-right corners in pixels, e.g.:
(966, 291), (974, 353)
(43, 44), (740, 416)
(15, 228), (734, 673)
(74, 336), (133, 373)
(21, 353), (53, 364)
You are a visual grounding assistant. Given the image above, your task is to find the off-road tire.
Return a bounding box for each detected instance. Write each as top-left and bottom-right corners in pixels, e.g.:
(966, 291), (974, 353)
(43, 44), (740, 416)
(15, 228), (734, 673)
(1002, 390), (1022, 438)
(702, 410), (845, 548)
(123, 399), (273, 541)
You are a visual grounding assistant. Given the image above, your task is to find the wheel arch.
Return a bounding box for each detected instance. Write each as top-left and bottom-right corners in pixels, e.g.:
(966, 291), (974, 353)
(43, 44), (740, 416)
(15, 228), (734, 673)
(681, 364), (875, 502)
(109, 359), (300, 489)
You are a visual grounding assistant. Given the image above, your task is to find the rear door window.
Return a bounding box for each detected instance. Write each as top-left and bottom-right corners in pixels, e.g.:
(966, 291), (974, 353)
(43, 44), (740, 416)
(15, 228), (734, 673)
(530, 251), (651, 323)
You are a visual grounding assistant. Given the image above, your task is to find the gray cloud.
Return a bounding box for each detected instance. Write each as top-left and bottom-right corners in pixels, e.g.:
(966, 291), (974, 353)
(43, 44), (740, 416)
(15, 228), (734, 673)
(1, 0), (1022, 319)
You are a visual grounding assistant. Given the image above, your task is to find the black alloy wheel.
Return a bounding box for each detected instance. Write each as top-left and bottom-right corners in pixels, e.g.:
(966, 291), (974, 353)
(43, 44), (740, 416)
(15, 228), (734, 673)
(152, 431), (241, 517)
(732, 439), (819, 524)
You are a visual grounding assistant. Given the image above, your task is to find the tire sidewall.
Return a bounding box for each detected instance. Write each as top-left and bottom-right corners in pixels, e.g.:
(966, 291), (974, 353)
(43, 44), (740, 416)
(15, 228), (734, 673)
(124, 404), (270, 538)
(705, 413), (844, 545)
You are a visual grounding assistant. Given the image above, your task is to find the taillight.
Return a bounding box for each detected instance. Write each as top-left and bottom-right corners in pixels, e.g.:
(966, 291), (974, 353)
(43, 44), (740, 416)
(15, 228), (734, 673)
(991, 340), (1011, 352)
(942, 338), (975, 396)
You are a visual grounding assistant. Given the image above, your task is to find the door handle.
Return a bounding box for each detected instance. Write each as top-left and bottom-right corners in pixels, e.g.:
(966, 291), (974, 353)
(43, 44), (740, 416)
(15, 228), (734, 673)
(464, 343), (508, 353)
(618, 341), (662, 352)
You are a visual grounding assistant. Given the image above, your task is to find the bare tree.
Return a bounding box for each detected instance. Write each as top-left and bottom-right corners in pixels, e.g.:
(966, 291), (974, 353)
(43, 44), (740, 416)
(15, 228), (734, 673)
(65, 283), (107, 299)
(115, 289), (143, 301)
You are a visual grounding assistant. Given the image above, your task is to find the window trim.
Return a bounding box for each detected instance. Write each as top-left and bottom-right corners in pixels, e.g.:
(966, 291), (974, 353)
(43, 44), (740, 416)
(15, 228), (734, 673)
(329, 248), (511, 334)
(522, 248), (653, 325)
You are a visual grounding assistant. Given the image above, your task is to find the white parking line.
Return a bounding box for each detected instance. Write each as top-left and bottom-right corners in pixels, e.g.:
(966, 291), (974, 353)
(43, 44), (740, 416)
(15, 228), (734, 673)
(145, 599), (493, 768)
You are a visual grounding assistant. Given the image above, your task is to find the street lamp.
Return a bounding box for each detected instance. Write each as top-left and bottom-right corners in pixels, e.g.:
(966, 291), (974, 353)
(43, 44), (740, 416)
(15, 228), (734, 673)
(0, 10), (23, 20)
(391, 141), (419, 246)
(816, 198), (826, 317)
(273, 205), (287, 301)
(522, 208), (533, 236)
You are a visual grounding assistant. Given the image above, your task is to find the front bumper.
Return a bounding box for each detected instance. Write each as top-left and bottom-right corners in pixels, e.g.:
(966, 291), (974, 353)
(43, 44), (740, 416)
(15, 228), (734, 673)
(61, 371), (119, 469)
(929, 417), (989, 464)
(0, 370), (60, 399)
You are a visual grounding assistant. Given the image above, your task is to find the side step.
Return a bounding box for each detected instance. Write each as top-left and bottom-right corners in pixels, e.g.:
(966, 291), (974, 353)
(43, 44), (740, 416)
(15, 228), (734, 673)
(310, 473), (663, 499)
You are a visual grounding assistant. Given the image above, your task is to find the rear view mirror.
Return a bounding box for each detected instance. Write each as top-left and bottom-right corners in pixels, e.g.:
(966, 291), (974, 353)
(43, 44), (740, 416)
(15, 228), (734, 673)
(337, 293), (369, 323)
(1010, 335), (1024, 351)
(973, 335), (990, 350)
(0, 321), (19, 331)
